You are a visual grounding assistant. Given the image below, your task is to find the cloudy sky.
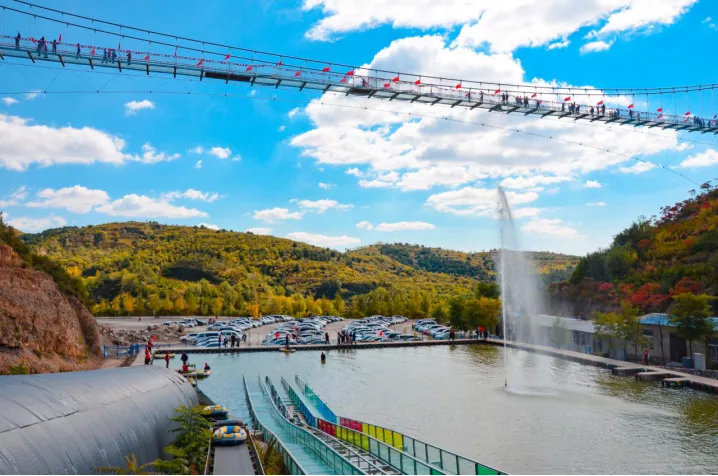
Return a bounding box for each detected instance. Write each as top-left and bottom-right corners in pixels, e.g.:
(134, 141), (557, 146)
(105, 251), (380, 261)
(1, 0), (717, 254)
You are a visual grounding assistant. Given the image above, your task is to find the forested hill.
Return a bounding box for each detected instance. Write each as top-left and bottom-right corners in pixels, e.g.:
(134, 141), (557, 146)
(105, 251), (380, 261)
(550, 183), (718, 317)
(367, 243), (577, 282)
(19, 222), (575, 318)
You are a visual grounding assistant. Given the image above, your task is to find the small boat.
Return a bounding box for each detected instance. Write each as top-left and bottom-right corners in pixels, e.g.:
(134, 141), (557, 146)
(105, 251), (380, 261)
(155, 352), (175, 359)
(202, 405), (229, 419)
(212, 426), (247, 446)
(279, 348), (296, 353)
(196, 369), (211, 379)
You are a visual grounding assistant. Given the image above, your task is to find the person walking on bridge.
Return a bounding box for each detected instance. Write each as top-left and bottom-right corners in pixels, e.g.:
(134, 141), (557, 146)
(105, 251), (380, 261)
(51, 39), (57, 55)
(15, 32), (20, 49)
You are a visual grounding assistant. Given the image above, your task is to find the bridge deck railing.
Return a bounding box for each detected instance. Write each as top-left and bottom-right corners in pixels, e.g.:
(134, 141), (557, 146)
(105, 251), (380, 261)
(2, 36), (716, 135)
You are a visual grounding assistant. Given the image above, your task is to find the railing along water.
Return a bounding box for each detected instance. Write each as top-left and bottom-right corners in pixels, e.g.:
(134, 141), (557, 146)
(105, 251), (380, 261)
(243, 375), (306, 475)
(257, 376), (363, 474)
(295, 375), (338, 424)
(297, 377), (504, 475)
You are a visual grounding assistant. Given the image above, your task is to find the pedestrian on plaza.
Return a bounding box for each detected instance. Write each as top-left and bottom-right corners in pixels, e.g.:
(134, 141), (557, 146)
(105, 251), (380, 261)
(325, 332), (329, 344)
(164, 352), (170, 368)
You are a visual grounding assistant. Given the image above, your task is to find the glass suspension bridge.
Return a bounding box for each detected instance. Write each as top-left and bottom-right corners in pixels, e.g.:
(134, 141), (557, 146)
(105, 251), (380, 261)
(1, 0), (717, 136)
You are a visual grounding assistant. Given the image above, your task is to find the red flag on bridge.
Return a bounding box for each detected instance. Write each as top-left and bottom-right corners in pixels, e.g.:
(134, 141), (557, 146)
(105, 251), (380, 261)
(531, 92), (537, 98)
(597, 100), (604, 105)
(58, 34), (62, 42)
(91, 48), (95, 56)
(494, 88), (501, 94)
(144, 54), (150, 60)
(384, 82), (391, 89)
(295, 70), (301, 77)
(392, 75), (400, 82)
(224, 53), (231, 60)
(685, 111), (691, 116)
(322, 66), (330, 72)
(628, 104), (634, 109)
(30, 37), (36, 43)
(657, 107), (663, 112)
(455, 83), (462, 89)
(246, 65), (253, 71)
(340, 77), (347, 83)
(564, 96), (571, 102)
(196, 58), (204, 67)
(415, 79), (421, 85)
(277, 59), (283, 66)
(346, 70), (354, 76)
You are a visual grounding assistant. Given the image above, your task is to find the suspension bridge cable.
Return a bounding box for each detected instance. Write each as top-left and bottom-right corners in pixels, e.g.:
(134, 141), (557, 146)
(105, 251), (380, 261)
(0, 85), (700, 185)
(3, 0), (718, 98)
(2, 57), (716, 149)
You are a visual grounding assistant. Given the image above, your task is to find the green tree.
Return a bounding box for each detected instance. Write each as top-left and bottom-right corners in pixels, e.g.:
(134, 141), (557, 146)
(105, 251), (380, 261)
(153, 405), (212, 474)
(332, 292), (346, 316)
(97, 454), (156, 475)
(670, 293), (714, 357)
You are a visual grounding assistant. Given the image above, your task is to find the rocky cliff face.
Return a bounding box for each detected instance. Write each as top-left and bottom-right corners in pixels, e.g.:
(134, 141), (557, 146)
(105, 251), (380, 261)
(0, 244), (102, 374)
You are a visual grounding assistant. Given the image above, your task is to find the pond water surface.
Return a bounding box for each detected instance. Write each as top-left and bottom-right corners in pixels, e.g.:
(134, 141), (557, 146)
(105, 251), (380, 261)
(181, 344), (718, 474)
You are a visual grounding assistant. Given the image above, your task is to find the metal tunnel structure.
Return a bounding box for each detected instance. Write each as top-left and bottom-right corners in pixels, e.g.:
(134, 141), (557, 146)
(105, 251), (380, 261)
(0, 366), (197, 474)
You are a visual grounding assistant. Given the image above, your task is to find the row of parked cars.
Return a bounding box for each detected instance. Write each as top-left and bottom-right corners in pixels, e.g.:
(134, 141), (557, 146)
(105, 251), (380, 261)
(413, 319), (464, 339)
(262, 316), (343, 346)
(181, 316), (290, 347)
(340, 315), (419, 343)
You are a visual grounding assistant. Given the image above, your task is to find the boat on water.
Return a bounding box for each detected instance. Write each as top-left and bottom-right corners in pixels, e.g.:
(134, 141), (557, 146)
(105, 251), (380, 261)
(279, 348), (296, 353)
(212, 425), (247, 446)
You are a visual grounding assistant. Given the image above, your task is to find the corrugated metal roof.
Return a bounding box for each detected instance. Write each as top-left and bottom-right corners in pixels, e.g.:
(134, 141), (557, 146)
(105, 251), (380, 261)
(0, 366), (197, 474)
(639, 313), (718, 330)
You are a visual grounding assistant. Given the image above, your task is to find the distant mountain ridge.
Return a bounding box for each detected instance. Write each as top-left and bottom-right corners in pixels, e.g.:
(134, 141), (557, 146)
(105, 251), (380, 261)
(20, 222), (577, 317)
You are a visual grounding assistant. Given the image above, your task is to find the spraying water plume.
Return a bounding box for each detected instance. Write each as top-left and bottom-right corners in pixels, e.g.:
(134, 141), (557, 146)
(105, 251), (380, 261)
(497, 186), (551, 392)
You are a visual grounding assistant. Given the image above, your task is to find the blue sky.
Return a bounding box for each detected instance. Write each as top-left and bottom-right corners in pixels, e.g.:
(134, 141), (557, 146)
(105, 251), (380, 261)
(1, 0), (717, 255)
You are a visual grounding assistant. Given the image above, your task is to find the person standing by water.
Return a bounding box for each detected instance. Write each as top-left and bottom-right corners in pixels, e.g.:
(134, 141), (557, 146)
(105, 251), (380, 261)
(144, 349), (151, 365)
(320, 352), (326, 363)
(164, 352), (170, 368)
(180, 351), (189, 368)
(217, 334), (222, 349)
(285, 334), (290, 350)
(325, 332), (329, 345)
(230, 334), (236, 348)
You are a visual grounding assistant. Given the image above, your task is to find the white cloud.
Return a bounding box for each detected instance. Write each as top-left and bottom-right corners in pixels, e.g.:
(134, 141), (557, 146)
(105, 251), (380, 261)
(231, 154), (242, 162)
(547, 39), (570, 50)
(278, 125), (286, 132)
(511, 207), (542, 218)
(96, 194), (207, 218)
(246, 227), (273, 235)
(162, 189), (220, 203)
(356, 220), (373, 230)
(294, 199), (353, 213)
(618, 161), (656, 174)
(0, 114), (130, 171)
(500, 175), (570, 190)
(580, 40), (613, 53)
(24, 90), (42, 100)
(1, 97), (18, 106)
(6, 214), (66, 233)
(678, 149), (718, 168)
(0, 186), (28, 208)
(253, 207), (304, 223)
(303, 0), (697, 53)
(134, 143), (180, 164)
(426, 187), (538, 216)
(26, 186), (110, 213)
(290, 35), (681, 199)
(583, 180), (602, 189)
(586, 201), (607, 207)
(521, 218), (583, 239)
(318, 182), (335, 190)
(124, 99), (155, 115)
(286, 231), (360, 249)
(210, 146), (231, 159)
(375, 221), (435, 232)
(190, 146), (204, 154)
(198, 223), (219, 230)
(288, 107), (300, 119)
(194, 160), (203, 169)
